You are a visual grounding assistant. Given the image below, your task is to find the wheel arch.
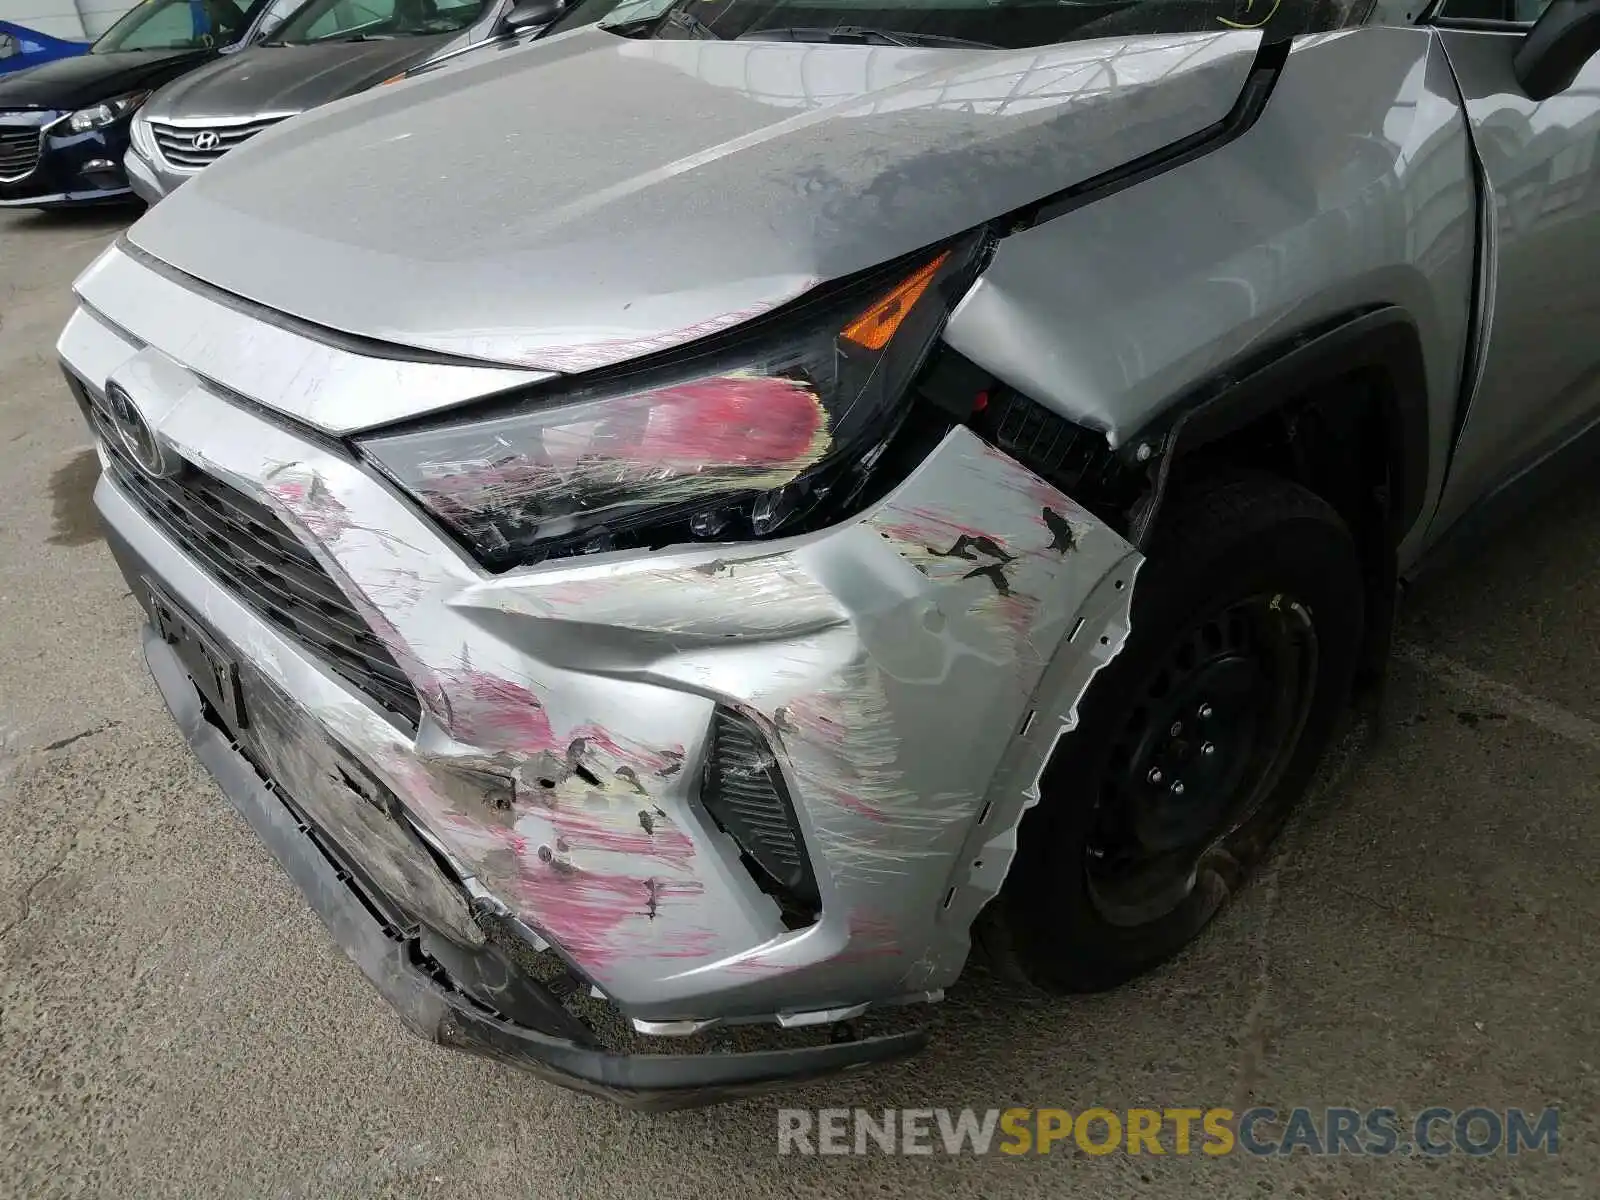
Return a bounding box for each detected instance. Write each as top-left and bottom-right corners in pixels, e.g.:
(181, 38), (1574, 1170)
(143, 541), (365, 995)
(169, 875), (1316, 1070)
(1124, 305), (1435, 689)
(1129, 306), (1432, 548)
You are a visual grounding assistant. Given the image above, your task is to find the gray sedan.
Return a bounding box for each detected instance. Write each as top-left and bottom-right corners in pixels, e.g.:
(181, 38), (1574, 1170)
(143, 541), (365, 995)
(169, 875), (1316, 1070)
(125, 0), (563, 202)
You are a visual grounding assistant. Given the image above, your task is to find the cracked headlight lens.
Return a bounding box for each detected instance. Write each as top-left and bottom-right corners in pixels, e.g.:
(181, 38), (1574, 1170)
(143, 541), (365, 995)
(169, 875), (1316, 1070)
(359, 238), (981, 570)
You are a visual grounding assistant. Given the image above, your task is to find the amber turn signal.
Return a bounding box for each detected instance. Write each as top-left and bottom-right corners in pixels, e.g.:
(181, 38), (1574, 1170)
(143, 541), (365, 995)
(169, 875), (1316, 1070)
(841, 251), (950, 351)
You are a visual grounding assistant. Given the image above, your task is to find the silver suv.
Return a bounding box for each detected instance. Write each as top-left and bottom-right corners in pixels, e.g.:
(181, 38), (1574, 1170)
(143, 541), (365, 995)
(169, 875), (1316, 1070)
(57, 0), (1600, 1106)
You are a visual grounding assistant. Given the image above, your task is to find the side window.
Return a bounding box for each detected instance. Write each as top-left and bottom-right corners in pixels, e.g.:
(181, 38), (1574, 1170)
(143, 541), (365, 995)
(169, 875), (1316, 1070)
(0, 33), (16, 60)
(124, 3), (201, 46)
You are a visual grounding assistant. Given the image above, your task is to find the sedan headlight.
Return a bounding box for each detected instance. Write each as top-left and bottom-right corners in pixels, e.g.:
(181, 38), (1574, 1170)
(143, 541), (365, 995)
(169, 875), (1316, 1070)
(68, 92), (149, 133)
(129, 113), (157, 160)
(359, 238), (983, 571)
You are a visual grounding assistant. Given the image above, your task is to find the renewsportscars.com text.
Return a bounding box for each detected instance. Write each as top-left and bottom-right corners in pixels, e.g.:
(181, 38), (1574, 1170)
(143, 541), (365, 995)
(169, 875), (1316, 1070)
(777, 1106), (1559, 1157)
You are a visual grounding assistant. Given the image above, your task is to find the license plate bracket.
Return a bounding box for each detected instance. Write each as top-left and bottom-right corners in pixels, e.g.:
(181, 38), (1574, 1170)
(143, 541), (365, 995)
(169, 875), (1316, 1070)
(147, 583), (248, 731)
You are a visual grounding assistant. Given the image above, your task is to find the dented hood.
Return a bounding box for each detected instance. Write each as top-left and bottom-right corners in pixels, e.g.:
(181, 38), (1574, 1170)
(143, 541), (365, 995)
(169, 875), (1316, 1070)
(126, 26), (1260, 377)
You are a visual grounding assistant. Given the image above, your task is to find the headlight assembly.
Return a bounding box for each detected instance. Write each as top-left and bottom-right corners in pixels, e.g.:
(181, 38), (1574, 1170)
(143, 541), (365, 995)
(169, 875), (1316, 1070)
(358, 237), (984, 571)
(129, 113), (157, 160)
(68, 92), (149, 133)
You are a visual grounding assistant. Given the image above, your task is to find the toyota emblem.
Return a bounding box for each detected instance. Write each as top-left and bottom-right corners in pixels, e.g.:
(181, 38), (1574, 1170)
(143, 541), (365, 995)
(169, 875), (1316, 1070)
(105, 383), (180, 479)
(191, 130), (221, 152)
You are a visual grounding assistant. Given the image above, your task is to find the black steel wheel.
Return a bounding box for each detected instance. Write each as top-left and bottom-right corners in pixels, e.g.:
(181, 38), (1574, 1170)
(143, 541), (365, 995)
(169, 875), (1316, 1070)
(979, 472), (1364, 993)
(1086, 592), (1319, 927)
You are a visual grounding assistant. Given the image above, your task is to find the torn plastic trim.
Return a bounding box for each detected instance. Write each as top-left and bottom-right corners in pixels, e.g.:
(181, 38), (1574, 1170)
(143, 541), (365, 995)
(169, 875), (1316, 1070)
(141, 626), (926, 1108)
(934, 546), (1143, 957)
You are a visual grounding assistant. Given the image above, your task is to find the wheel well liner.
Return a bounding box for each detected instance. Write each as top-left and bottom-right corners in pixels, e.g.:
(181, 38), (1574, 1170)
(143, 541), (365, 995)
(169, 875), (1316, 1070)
(1130, 306), (1432, 552)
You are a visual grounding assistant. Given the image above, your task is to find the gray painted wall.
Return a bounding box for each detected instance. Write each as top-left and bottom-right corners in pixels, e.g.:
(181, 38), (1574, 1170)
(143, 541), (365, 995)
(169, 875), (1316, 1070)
(0, 0), (137, 39)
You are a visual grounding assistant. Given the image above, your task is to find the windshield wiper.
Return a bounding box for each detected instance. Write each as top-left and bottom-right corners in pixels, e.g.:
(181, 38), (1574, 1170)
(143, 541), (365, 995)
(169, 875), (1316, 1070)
(738, 25), (998, 49)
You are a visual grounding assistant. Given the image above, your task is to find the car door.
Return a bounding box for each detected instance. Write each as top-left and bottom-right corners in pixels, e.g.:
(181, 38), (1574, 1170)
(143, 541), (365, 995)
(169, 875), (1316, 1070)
(1427, 1), (1600, 536)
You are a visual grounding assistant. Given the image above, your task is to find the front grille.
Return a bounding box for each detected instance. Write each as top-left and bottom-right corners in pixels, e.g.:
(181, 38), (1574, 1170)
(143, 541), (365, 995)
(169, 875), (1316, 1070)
(0, 124), (42, 182)
(76, 380), (421, 728)
(147, 116), (285, 170)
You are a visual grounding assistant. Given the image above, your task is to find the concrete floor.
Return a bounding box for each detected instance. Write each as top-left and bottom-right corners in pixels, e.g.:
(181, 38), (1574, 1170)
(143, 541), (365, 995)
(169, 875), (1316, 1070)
(1, 206), (1594, 1199)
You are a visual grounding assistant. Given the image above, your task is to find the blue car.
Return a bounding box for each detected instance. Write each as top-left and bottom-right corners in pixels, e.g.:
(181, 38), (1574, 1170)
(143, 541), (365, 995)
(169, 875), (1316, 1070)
(0, 0), (293, 208)
(0, 21), (89, 77)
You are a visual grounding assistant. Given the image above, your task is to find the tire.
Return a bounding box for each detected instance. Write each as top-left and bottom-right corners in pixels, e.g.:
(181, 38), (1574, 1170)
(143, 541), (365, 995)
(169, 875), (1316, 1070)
(979, 471), (1364, 993)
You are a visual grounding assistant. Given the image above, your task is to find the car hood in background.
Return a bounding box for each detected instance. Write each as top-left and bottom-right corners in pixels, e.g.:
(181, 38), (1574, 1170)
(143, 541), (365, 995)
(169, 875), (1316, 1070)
(141, 37), (460, 121)
(128, 27), (1261, 380)
(0, 48), (209, 110)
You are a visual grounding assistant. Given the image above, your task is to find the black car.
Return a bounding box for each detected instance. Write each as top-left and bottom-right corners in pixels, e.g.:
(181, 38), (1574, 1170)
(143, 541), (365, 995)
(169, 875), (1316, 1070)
(0, 0), (293, 209)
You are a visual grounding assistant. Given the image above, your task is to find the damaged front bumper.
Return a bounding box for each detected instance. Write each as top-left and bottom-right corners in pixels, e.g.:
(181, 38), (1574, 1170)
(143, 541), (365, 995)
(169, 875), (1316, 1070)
(139, 620), (926, 1108)
(60, 245), (1141, 1099)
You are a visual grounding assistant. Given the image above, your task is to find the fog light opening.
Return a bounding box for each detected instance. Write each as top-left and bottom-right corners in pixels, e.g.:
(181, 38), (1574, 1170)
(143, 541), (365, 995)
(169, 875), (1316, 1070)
(701, 707), (820, 929)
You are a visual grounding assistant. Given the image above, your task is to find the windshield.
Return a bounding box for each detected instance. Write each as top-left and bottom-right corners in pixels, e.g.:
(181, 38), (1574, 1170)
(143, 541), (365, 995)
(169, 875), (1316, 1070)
(593, 0), (1364, 50)
(271, 0), (492, 43)
(94, 0), (254, 52)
